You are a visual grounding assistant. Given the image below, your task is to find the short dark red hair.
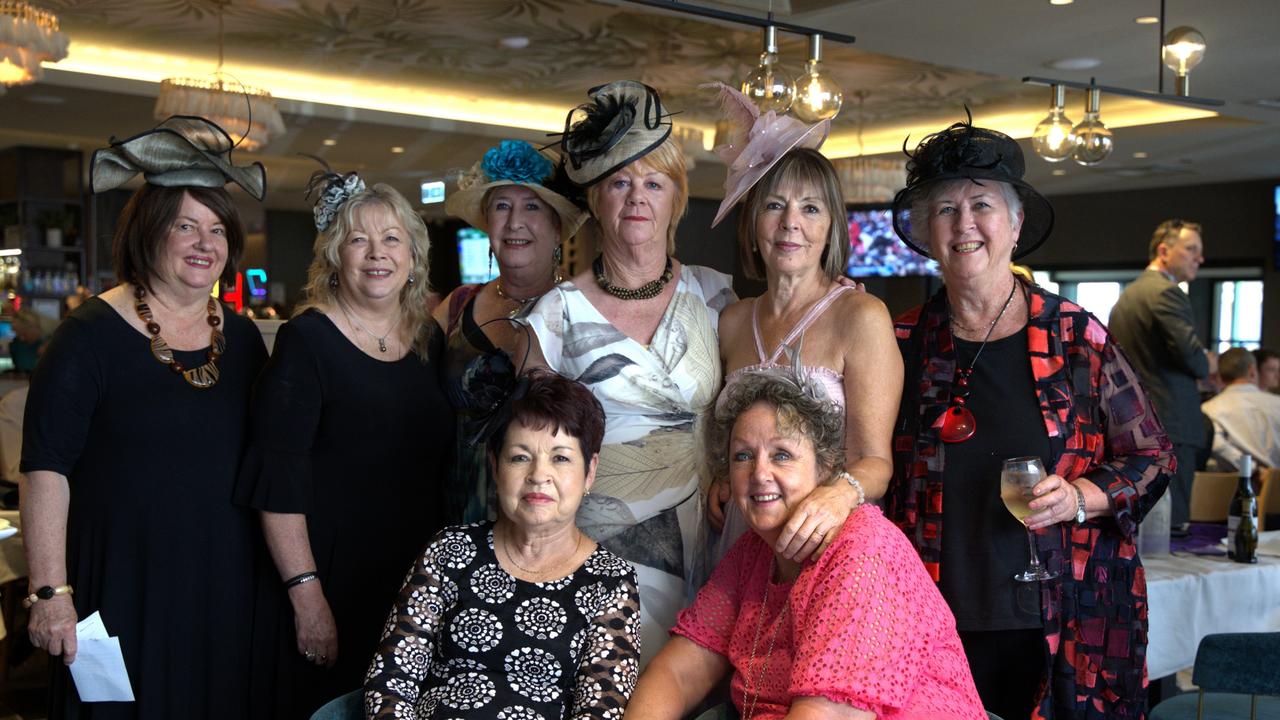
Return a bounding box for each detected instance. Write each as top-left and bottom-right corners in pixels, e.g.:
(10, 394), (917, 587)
(486, 369), (606, 466)
(113, 184), (245, 291)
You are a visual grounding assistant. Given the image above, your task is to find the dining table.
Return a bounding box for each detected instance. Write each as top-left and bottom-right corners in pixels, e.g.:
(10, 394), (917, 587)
(1144, 528), (1280, 680)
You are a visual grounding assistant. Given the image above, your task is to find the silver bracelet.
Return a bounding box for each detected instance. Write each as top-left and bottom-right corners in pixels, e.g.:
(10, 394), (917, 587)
(834, 471), (866, 507)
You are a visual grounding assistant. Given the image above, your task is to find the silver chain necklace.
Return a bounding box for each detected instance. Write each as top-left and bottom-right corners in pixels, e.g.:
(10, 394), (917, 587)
(337, 299), (396, 352)
(744, 563), (790, 720)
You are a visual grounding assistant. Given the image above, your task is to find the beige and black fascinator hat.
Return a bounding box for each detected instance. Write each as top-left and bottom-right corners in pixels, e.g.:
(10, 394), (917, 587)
(90, 115), (266, 200)
(446, 139), (587, 242)
(559, 80), (674, 187)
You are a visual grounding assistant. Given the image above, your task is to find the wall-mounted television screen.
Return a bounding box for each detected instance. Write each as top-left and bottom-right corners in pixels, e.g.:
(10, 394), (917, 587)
(846, 208), (939, 277)
(458, 228), (499, 284)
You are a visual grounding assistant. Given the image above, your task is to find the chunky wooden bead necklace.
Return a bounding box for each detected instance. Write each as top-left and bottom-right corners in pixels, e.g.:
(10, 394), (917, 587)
(593, 255), (673, 301)
(134, 285), (225, 389)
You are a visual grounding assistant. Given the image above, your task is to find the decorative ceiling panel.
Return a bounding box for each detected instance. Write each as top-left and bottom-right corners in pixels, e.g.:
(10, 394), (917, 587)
(45, 0), (1020, 129)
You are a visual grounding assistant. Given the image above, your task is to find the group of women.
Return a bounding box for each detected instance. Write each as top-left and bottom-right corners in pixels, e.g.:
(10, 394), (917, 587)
(18, 79), (1174, 720)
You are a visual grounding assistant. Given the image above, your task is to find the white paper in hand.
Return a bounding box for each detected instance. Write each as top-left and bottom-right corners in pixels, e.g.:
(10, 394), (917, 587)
(70, 612), (134, 702)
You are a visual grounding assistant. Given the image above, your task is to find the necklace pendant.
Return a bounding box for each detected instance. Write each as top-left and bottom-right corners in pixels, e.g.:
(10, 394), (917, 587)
(940, 405), (976, 443)
(377, 338), (387, 352)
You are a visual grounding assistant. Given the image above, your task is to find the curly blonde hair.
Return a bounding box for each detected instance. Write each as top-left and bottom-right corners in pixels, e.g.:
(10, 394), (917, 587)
(296, 183), (435, 358)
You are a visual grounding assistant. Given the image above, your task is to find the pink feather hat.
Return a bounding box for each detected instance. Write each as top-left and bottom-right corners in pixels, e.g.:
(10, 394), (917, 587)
(706, 82), (830, 228)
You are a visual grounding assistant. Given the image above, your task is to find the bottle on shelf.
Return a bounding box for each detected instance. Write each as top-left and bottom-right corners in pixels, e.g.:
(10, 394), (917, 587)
(1227, 454), (1258, 564)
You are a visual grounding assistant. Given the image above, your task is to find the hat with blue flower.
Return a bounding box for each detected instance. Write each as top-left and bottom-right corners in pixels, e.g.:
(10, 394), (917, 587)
(446, 140), (587, 242)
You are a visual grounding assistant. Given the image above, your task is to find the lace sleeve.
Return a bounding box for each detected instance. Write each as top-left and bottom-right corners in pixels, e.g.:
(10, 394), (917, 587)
(789, 516), (950, 715)
(364, 537), (454, 719)
(569, 571), (641, 719)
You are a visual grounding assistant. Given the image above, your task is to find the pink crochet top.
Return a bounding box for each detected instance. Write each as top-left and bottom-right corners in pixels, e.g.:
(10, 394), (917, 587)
(673, 505), (986, 719)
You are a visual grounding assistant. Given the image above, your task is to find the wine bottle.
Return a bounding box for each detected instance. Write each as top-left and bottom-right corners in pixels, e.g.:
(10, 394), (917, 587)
(1227, 454), (1258, 563)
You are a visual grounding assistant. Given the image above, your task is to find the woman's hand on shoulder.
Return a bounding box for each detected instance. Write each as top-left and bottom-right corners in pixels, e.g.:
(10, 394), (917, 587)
(775, 482), (855, 563)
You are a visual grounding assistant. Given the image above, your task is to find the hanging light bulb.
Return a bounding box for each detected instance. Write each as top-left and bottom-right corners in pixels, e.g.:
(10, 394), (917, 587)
(1072, 87), (1113, 166)
(1162, 25), (1206, 96)
(741, 25), (795, 114)
(1031, 84), (1075, 162)
(793, 34), (843, 122)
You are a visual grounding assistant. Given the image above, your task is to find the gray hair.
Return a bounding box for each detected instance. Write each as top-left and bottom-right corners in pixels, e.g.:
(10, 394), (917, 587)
(711, 371), (845, 480)
(906, 178), (1023, 253)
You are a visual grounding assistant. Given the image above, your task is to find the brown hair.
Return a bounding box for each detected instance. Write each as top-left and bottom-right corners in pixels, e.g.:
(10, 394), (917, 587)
(1219, 347), (1256, 384)
(296, 183), (434, 358)
(1148, 219), (1202, 261)
(112, 184), (245, 290)
(586, 136), (688, 254)
(486, 369), (606, 467)
(737, 148), (849, 281)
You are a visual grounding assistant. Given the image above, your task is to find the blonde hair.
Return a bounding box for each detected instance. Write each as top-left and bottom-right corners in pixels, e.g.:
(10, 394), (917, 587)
(297, 183), (435, 359)
(586, 136), (689, 254)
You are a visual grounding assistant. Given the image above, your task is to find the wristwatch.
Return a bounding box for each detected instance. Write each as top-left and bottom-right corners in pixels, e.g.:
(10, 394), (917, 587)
(1072, 485), (1087, 524)
(23, 584), (73, 608)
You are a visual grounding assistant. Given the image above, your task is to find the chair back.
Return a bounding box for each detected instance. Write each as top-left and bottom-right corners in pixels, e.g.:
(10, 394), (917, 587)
(1192, 633), (1280, 695)
(310, 689), (361, 720)
(1190, 471), (1238, 523)
(1260, 468), (1280, 531)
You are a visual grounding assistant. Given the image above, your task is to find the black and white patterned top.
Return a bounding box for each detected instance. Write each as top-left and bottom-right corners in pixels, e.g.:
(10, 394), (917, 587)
(364, 522), (641, 719)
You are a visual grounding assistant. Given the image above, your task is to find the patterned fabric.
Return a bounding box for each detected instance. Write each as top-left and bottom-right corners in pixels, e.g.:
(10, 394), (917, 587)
(674, 505), (986, 720)
(364, 522), (641, 720)
(524, 264), (736, 664)
(887, 280), (1175, 720)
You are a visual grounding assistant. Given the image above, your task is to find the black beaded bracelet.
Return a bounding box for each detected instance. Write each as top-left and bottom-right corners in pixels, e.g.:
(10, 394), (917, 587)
(284, 571), (319, 589)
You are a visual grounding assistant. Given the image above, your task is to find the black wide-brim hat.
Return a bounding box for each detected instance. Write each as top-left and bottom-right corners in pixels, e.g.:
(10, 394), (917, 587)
(890, 118), (1053, 261)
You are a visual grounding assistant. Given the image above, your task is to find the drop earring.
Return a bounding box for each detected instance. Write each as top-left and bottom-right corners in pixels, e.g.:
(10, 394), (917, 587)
(407, 273), (416, 286)
(488, 248), (494, 279)
(328, 272), (339, 290)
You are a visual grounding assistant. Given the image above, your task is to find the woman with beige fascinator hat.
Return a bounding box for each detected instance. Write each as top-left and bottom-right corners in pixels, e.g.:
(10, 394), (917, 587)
(522, 80), (737, 664)
(704, 83), (902, 570)
(233, 168), (453, 719)
(434, 139), (587, 525)
(20, 115), (268, 718)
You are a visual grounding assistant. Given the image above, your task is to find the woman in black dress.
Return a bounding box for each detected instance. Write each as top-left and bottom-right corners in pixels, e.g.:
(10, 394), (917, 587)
(435, 139), (586, 524)
(236, 173), (454, 718)
(20, 116), (269, 719)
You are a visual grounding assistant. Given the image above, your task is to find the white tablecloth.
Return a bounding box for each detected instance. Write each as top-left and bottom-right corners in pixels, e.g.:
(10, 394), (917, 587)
(1145, 531), (1280, 679)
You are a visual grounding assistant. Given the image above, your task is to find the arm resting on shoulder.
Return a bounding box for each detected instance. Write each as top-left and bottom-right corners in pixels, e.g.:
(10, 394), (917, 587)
(19, 469), (78, 664)
(776, 297), (901, 563)
(1080, 339), (1176, 536)
(261, 511), (338, 668)
(627, 636), (732, 720)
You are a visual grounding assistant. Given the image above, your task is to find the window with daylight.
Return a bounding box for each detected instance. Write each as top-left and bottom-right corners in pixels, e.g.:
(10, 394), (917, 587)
(1213, 280), (1264, 352)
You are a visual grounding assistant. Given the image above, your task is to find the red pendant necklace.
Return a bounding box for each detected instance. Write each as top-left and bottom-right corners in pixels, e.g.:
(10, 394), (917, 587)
(939, 281), (1018, 443)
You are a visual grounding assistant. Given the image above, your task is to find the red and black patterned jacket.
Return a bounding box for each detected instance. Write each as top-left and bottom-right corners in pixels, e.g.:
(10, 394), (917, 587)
(887, 280), (1174, 720)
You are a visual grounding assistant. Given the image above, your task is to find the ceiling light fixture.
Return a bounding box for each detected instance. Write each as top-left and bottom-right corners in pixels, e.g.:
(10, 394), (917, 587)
(1072, 87), (1113, 166)
(793, 34), (842, 122)
(1161, 25), (1205, 96)
(1031, 84), (1075, 163)
(322, 138), (337, 146)
(1049, 0), (1073, 5)
(0, 1), (68, 86)
(1132, 151), (1149, 158)
(1023, 1), (1219, 164)
(740, 25), (794, 114)
(390, 146), (405, 154)
(152, 1), (285, 151)
(1051, 169), (1068, 176)
(1135, 16), (1159, 24)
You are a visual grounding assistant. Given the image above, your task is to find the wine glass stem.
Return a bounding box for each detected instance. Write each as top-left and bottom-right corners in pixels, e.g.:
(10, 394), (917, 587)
(1025, 529), (1042, 570)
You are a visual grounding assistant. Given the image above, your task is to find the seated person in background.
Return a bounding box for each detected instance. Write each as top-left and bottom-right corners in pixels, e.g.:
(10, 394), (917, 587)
(1202, 347), (1280, 471)
(627, 370), (985, 720)
(364, 370), (640, 719)
(1255, 348), (1280, 393)
(9, 309), (56, 373)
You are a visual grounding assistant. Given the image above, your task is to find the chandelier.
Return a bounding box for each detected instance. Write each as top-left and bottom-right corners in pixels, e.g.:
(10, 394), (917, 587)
(153, 2), (284, 152)
(0, 0), (68, 86)
(833, 156), (905, 205)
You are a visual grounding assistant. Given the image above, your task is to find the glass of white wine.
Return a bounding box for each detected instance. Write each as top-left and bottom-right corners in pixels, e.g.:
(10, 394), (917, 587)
(1000, 456), (1059, 582)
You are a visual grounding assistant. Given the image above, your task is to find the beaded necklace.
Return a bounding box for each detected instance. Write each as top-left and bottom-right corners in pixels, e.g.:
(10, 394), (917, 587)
(593, 255), (673, 301)
(133, 285), (224, 389)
